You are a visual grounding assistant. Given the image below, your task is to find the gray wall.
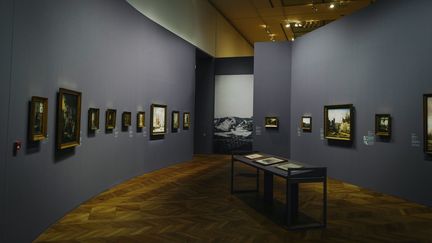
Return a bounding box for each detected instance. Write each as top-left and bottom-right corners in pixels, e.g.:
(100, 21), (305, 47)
(194, 50), (215, 154)
(290, 0), (432, 206)
(253, 42), (292, 158)
(215, 57), (254, 75)
(0, 0), (14, 241)
(4, 0), (195, 242)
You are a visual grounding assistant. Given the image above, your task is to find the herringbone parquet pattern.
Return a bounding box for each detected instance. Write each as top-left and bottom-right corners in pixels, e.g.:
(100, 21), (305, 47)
(35, 155), (432, 242)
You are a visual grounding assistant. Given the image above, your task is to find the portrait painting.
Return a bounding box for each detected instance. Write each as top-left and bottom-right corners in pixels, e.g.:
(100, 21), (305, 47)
(122, 112), (132, 128)
(172, 111), (179, 132)
(57, 88), (82, 149)
(106, 109), (117, 130)
(29, 96), (48, 141)
(183, 112), (190, 130)
(88, 108), (100, 132)
(137, 112), (145, 129)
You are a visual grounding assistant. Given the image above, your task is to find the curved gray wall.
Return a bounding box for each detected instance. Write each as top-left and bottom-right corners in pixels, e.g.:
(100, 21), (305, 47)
(3, 0), (195, 242)
(290, 0), (432, 206)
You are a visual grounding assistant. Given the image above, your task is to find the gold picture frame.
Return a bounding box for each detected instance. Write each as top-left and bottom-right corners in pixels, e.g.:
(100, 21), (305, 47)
(265, 117), (279, 128)
(122, 112), (132, 128)
(88, 108), (100, 132)
(375, 114), (391, 137)
(29, 96), (48, 141)
(57, 88), (82, 150)
(137, 111), (145, 129)
(172, 111), (179, 132)
(105, 109), (117, 130)
(301, 116), (312, 132)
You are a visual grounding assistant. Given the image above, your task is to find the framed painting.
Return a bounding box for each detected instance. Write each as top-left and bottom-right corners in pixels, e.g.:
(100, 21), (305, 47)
(88, 108), (99, 132)
(424, 94), (432, 154)
(265, 117), (279, 128)
(301, 116), (312, 132)
(183, 112), (190, 130)
(29, 96), (48, 141)
(56, 88), (82, 150)
(324, 104), (353, 141)
(122, 112), (132, 128)
(105, 109), (116, 130)
(137, 111), (145, 129)
(375, 114), (391, 137)
(172, 111), (179, 132)
(150, 104), (167, 136)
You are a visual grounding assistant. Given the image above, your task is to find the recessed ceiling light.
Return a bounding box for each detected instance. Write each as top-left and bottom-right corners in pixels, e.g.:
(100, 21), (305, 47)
(298, 23), (302, 27)
(285, 24), (290, 28)
(291, 38), (295, 41)
(329, 3), (335, 9)
(294, 23), (299, 27)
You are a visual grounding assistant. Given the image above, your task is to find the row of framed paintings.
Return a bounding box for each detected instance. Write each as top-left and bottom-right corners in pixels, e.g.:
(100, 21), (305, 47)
(261, 95), (432, 154)
(28, 88), (191, 150)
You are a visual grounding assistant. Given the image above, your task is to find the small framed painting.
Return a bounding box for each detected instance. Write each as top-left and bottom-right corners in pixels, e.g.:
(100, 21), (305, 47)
(265, 117), (279, 128)
(183, 112), (190, 130)
(301, 116), (312, 132)
(88, 108), (100, 132)
(150, 104), (167, 136)
(137, 111), (145, 129)
(105, 109), (116, 130)
(56, 88), (82, 150)
(424, 94), (432, 154)
(324, 104), (353, 141)
(375, 114), (391, 137)
(29, 96), (48, 141)
(172, 111), (179, 132)
(122, 112), (132, 128)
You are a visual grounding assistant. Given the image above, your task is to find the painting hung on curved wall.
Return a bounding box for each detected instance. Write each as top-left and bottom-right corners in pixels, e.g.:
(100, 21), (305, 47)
(29, 96), (48, 141)
(105, 109), (116, 130)
(214, 75), (253, 153)
(424, 94), (432, 154)
(375, 114), (391, 137)
(57, 88), (82, 150)
(324, 104), (353, 141)
(150, 104), (167, 137)
(88, 108), (100, 132)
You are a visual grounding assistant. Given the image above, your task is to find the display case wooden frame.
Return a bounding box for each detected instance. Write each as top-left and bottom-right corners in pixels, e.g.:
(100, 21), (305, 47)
(88, 108), (100, 132)
(324, 104), (353, 141)
(172, 111), (179, 132)
(301, 116), (312, 132)
(183, 112), (190, 130)
(56, 88), (82, 150)
(150, 104), (167, 136)
(105, 109), (117, 130)
(29, 96), (48, 141)
(375, 114), (391, 137)
(137, 111), (145, 129)
(122, 112), (132, 128)
(265, 117), (279, 128)
(424, 94), (432, 154)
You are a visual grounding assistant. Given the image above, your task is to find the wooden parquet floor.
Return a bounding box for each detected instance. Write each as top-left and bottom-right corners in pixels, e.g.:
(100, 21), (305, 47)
(35, 155), (432, 243)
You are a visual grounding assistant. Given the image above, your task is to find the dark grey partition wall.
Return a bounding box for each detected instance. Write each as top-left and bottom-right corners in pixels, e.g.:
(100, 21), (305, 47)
(253, 42), (292, 158)
(3, 0), (195, 242)
(290, 0), (432, 206)
(0, 0), (14, 241)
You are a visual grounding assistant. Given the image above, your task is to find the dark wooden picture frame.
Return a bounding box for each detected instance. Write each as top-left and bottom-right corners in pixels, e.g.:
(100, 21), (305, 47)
(183, 112), (190, 130)
(122, 112), (132, 128)
(137, 111), (145, 129)
(88, 108), (100, 132)
(301, 116), (312, 132)
(375, 114), (391, 137)
(264, 117), (279, 128)
(29, 96), (48, 141)
(424, 94), (432, 154)
(105, 109), (117, 130)
(172, 111), (179, 132)
(324, 104), (353, 141)
(56, 88), (82, 150)
(150, 104), (167, 136)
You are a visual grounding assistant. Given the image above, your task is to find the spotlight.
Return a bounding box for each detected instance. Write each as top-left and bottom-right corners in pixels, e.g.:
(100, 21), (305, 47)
(291, 38), (295, 41)
(285, 23), (290, 28)
(294, 23), (298, 27)
(329, 3), (335, 9)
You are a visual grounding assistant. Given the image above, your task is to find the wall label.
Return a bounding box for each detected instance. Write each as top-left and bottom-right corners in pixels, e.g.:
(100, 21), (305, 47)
(411, 133), (420, 147)
(320, 128), (324, 140)
(255, 126), (262, 136)
(363, 131), (375, 146)
(297, 127), (301, 137)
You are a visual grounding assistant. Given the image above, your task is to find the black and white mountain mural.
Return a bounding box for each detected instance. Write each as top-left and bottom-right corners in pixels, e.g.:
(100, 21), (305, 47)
(214, 75), (254, 154)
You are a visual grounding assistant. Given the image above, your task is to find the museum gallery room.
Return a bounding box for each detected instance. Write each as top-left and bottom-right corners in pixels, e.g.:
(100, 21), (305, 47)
(2, 0), (432, 242)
